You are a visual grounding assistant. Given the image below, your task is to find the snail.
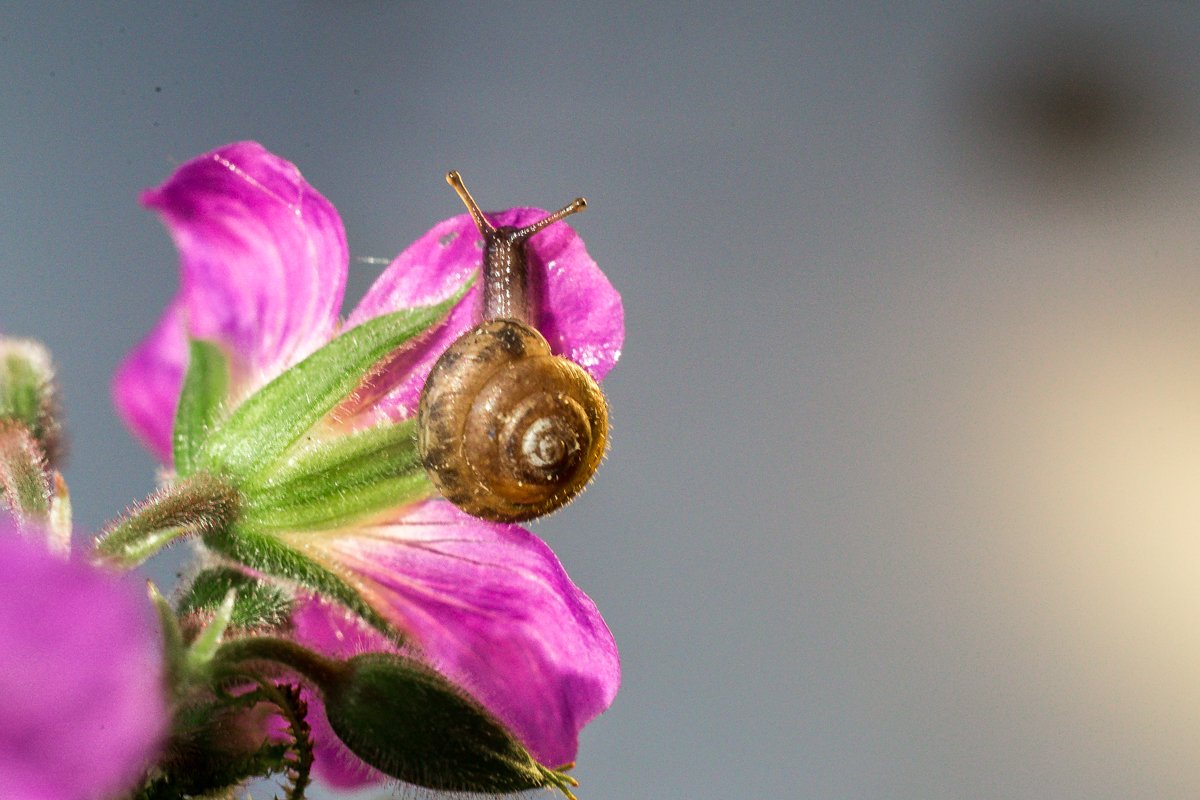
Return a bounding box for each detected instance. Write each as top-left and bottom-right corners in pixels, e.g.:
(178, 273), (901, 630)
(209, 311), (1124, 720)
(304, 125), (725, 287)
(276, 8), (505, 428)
(416, 171), (609, 523)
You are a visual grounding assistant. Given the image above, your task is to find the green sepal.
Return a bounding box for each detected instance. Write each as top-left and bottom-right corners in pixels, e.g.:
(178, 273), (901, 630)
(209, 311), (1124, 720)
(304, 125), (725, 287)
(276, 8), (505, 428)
(0, 421), (50, 523)
(196, 286), (467, 482)
(147, 581), (187, 696)
(177, 566), (294, 631)
(0, 338), (61, 466)
(187, 588), (237, 673)
(241, 419), (433, 532)
(0, 343), (45, 429)
(203, 524), (397, 644)
(173, 339), (230, 477)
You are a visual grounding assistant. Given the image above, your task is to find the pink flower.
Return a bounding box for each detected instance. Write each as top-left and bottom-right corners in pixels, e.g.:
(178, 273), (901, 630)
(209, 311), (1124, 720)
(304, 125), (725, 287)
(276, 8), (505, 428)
(0, 518), (167, 800)
(112, 142), (623, 786)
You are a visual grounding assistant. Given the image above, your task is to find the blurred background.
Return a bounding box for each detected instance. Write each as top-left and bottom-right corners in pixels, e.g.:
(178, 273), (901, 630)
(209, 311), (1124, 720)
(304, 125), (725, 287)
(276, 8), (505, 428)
(4, 2), (1200, 798)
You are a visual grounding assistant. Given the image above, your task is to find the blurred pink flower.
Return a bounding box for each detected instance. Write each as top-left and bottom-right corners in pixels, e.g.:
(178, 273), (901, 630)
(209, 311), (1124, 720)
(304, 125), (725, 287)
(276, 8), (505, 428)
(0, 518), (166, 800)
(112, 142), (623, 786)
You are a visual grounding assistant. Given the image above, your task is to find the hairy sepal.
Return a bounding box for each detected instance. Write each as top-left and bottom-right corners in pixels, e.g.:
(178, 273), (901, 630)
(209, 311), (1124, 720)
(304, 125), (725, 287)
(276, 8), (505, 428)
(240, 419), (433, 532)
(203, 524), (395, 644)
(195, 289), (466, 482)
(177, 567), (294, 632)
(148, 582), (187, 696)
(173, 339), (230, 477)
(0, 421), (50, 523)
(0, 338), (62, 466)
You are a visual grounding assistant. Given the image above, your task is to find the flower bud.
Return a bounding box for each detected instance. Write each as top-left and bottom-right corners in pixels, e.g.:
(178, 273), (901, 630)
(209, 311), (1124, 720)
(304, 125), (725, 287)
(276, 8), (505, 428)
(177, 567), (293, 633)
(0, 420), (50, 524)
(321, 653), (567, 795)
(216, 636), (577, 796)
(0, 338), (62, 466)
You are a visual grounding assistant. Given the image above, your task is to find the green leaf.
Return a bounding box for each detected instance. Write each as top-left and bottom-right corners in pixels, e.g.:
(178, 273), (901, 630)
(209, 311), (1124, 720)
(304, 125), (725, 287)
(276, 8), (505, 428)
(177, 567), (294, 631)
(197, 287), (468, 481)
(173, 339), (230, 477)
(241, 419), (434, 531)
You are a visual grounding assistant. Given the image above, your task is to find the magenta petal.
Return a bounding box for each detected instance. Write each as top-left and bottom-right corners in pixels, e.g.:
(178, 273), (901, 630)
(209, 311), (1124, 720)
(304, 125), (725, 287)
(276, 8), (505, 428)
(0, 519), (167, 800)
(112, 297), (187, 462)
(290, 597), (391, 790)
(140, 141), (347, 395)
(345, 209), (624, 424)
(288, 501), (620, 766)
(305, 701), (388, 791)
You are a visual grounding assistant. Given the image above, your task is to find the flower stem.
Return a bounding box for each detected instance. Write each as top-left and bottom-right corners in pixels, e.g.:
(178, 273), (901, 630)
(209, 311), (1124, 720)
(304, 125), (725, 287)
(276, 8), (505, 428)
(214, 636), (347, 691)
(95, 472), (241, 569)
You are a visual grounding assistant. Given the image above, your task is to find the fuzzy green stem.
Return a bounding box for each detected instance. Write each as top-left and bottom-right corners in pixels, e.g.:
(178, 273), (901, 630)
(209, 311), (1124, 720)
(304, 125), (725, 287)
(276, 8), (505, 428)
(214, 636), (348, 691)
(95, 472), (241, 569)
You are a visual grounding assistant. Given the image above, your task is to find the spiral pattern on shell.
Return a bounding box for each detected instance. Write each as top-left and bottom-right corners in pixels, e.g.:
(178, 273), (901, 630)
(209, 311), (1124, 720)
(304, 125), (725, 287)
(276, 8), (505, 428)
(417, 319), (609, 522)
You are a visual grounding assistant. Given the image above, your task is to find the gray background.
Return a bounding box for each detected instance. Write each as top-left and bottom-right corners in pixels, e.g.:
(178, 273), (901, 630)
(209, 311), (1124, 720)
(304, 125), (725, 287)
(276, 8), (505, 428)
(5, 3), (1200, 799)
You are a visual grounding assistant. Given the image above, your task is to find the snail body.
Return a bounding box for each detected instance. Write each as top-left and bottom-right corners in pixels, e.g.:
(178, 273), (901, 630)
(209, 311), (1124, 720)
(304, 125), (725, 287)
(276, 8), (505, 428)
(416, 172), (608, 523)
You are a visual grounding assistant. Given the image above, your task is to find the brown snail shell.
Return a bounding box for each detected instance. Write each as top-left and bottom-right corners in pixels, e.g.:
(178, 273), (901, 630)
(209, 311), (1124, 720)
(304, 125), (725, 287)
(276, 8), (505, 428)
(417, 319), (608, 523)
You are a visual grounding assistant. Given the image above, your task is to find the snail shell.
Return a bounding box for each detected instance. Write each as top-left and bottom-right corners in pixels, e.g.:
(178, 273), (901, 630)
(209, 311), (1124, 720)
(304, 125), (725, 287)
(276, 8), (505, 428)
(417, 319), (608, 523)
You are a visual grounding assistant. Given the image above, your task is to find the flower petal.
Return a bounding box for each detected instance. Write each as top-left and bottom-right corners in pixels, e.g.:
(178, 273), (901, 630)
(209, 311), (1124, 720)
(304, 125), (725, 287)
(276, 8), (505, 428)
(280, 500), (620, 766)
(112, 297), (187, 462)
(139, 141), (347, 403)
(290, 597), (391, 790)
(344, 209), (623, 423)
(0, 518), (167, 800)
